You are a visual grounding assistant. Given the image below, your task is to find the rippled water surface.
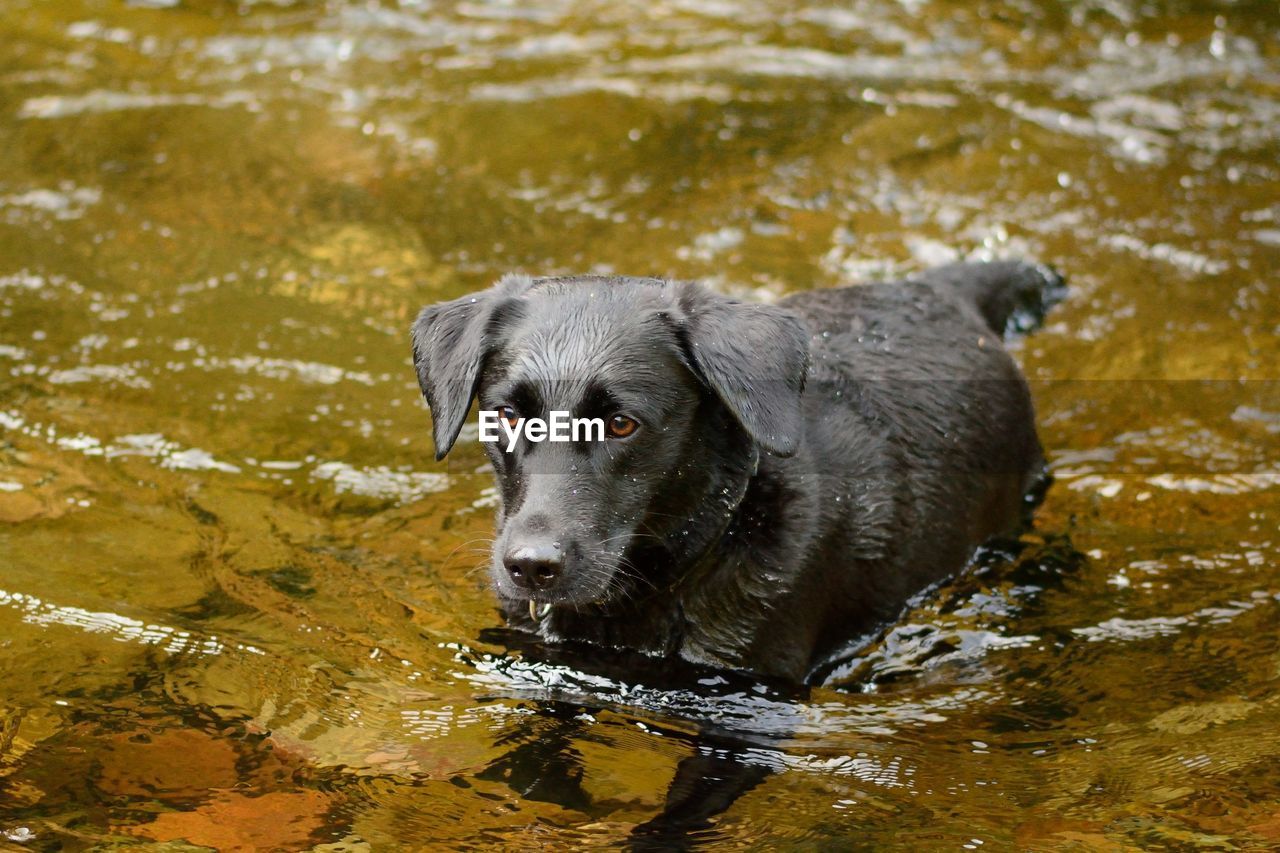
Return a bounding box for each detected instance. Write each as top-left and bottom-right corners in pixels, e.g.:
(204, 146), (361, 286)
(1, 0), (1279, 848)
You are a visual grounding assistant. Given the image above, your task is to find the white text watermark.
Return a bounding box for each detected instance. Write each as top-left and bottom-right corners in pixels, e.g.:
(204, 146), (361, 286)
(479, 410), (604, 452)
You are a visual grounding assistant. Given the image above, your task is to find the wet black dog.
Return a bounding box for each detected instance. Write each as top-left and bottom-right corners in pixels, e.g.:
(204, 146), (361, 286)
(412, 261), (1061, 683)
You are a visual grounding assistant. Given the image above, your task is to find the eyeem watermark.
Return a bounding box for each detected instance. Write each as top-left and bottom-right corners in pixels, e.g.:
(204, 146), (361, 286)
(479, 410), (604, 452)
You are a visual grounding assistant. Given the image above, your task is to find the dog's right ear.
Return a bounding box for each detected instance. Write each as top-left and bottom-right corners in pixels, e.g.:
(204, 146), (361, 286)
(673, 283), (810, 457)
(411, 274), (531, 460)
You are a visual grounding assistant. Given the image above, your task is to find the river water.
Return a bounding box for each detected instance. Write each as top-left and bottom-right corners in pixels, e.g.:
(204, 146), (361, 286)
(1, 0), (1278, 849)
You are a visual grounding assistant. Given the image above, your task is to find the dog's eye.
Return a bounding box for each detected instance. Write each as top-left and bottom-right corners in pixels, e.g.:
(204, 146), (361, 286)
(606, 414), (639, 439)
(498, 406), (520, 428)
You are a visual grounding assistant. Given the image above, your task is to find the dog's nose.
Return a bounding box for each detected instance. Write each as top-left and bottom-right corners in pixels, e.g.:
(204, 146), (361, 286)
(503, 542), (563, 592)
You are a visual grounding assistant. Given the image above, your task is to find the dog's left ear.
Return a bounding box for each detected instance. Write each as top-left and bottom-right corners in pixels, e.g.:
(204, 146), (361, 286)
(411, 274), (531, 460)
(677, 285), (810, 457)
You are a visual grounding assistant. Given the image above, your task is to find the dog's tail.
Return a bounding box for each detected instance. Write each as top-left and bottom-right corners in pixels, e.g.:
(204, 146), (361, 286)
(917, 260), (1066, 338)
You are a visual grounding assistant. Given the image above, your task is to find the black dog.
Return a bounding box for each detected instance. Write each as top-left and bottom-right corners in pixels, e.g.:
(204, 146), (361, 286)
(412, 261), (1060, 683)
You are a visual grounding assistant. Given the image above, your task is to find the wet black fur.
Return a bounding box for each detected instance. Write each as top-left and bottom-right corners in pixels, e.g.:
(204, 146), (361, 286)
(412, 261), (1062, 683)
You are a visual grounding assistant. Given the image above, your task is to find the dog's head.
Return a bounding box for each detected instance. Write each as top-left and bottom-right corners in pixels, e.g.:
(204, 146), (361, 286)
(411, 274), (809, 611)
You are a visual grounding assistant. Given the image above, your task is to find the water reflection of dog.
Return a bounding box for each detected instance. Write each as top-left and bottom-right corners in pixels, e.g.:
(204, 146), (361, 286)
(472, 629), (802, 847)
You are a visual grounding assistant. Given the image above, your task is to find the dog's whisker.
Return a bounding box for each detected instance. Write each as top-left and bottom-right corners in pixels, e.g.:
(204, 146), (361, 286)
(438, 536), (497, 570)
(461, 562), (493, 580)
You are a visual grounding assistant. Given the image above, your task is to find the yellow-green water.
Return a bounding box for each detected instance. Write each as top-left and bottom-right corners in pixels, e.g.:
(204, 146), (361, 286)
(1, 0), (1278, 849)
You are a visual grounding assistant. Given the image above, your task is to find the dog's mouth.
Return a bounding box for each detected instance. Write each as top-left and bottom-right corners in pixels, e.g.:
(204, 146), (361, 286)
(528, 600), (552, 620)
